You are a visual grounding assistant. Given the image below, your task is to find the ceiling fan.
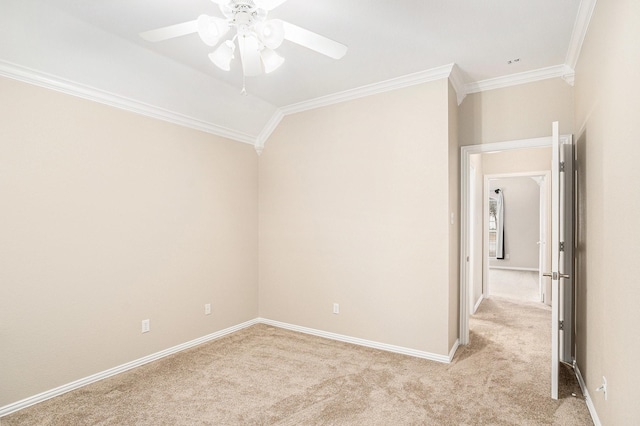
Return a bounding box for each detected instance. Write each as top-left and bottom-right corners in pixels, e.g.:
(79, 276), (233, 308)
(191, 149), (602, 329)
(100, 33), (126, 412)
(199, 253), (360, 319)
(140, 0), (348, 78)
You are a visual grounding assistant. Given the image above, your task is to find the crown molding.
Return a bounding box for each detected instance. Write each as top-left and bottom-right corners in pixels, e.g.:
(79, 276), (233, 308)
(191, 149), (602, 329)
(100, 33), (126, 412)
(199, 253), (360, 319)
(0, 60), (258, 146)
(448, 64), (467, 105)
(464, 64), (575, 94)
(280, 63), (457, 116)
(6, 53), (582, 156)
(254, 109), (284, 155)
(565, 0), (598, 69)
(256, 64), (467, 152)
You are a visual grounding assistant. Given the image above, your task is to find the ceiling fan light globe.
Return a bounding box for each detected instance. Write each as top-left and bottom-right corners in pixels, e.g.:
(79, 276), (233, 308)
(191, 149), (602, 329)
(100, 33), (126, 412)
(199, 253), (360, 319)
(197, 15), (230, 47)
(219, 2), (233, 19)
(258, 20), (285, 50)
(261, 48), (285, 73)
(209, 40), (236, 71)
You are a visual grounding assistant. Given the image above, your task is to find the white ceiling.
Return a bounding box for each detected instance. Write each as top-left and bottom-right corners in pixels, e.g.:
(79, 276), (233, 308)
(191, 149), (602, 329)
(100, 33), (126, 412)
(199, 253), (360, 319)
(0, 0), (587, 148)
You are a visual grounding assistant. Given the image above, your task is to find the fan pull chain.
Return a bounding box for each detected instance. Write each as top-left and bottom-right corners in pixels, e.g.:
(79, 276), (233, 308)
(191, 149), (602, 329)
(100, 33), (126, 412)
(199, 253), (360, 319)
(241, 73), (247, 96)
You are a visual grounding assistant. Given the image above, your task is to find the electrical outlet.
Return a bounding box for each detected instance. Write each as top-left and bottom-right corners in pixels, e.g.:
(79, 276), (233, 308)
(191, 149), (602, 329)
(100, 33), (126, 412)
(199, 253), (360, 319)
(205, 303), (212, 315)
(141, 319), (150, 333)
(333, 303), (339, 314)
(596, 376), (608, 400)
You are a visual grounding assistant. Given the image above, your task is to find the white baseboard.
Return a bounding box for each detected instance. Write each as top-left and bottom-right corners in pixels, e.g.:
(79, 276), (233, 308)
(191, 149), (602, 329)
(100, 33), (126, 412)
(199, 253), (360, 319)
(0, 319), (259, 418)
(473, 294), (484, 314)
(574, 360), (602, 426)
(1, 317), (454, 418)
(258, 318), (453, 364)
(448, 339), (460, 361)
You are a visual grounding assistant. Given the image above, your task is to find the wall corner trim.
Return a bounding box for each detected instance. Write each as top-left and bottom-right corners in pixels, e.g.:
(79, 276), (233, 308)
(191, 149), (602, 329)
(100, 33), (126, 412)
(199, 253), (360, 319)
(562, 70), (576, 87)
(574, 361), (603, 426)
(255, 109), (284, 154)
(448, 64), (467, 105)
(448, 339), (460, 361)
(472, 294), (484, 315)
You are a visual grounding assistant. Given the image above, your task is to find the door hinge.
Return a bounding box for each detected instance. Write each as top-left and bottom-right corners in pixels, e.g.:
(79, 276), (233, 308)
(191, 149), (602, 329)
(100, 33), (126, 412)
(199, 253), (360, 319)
(559, 242), (565, 252)
(559, 320), (564, 331)
(559, 161), (565, 172)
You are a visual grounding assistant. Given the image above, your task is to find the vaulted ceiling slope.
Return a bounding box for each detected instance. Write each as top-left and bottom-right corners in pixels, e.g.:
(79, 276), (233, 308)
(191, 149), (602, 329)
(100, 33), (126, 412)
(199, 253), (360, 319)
(0, 0), (594, 152)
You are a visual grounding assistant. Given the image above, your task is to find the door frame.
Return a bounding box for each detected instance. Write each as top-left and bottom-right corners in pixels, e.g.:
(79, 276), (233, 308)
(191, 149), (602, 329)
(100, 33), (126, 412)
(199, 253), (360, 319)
(459, 136), (562, 345)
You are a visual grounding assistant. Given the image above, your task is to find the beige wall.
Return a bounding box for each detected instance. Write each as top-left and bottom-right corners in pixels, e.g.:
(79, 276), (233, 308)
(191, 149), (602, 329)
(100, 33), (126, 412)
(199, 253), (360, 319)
(574, 0), (640, 423)
(459, 78), (574, 145)
(1, 74), (462, 410)
(488, 177), (540, 270)
(259, 79), (456, 356)
(0, 77), (259, 406)
(482, 147), (551, 175)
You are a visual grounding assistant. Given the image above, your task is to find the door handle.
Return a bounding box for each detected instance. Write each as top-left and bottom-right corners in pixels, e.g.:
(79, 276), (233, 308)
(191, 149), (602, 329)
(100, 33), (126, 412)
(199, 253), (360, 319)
(543, 272), (571, 280)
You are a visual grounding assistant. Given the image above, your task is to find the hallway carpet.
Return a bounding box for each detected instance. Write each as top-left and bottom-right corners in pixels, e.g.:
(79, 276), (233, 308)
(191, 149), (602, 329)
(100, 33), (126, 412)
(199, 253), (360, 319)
(489, 268), (541, 302)
(3, 298), (592, 425)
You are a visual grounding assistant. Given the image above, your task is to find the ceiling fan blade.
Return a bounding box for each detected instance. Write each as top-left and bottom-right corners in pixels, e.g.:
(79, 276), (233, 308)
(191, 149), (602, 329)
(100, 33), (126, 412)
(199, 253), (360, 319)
(276, 20), (347, 60)
(255, 0), (288, 10)
(238, 35), (263, 76)
(140, 20), (199, 42)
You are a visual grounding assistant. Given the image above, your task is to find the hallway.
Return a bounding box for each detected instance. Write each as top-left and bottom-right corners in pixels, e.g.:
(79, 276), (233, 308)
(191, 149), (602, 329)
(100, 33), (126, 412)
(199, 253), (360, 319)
(488, 269), (541, 303)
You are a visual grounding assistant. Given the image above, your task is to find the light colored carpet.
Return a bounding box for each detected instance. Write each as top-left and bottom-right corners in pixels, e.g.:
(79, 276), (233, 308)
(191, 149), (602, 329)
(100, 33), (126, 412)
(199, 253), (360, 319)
(2, 298), (592, 425)
(489, 269), (541, 302)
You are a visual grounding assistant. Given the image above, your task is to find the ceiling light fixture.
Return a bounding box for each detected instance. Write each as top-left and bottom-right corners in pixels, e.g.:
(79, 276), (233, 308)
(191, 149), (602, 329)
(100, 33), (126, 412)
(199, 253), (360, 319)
(140, 0), (348, 92)
(197, 15), (230, 46)
(209, 40), (236, 71)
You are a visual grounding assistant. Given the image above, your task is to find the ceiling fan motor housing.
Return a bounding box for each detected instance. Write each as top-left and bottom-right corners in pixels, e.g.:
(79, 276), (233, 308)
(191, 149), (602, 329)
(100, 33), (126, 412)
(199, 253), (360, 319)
(223, 0), (267, 34)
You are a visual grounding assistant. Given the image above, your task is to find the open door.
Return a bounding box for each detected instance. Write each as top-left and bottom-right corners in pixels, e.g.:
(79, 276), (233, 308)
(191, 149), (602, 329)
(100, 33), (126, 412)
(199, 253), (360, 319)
(547, 121), (575, 399)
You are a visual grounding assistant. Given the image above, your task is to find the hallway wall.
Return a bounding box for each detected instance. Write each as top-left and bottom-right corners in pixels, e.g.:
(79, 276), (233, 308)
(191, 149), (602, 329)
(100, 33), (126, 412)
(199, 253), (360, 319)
(459, 78), (574, 145)
(573, 0), (640, 423)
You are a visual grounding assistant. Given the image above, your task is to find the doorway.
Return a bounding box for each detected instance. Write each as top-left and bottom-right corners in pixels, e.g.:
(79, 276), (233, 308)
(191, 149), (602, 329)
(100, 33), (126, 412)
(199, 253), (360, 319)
(460, 137), (554, 345)
(484, 172), (550, 305)
(461, 130), (575, 401)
